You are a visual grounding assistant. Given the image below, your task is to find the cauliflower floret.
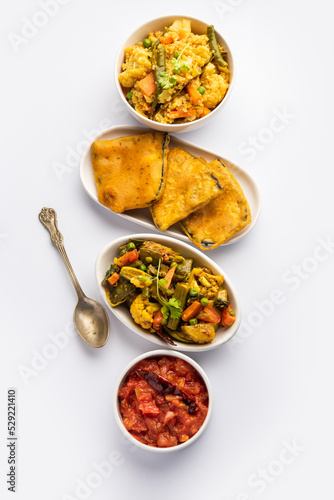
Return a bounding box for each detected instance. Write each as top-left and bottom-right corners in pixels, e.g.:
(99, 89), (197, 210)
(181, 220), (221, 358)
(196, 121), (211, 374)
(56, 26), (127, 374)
(130, 295), (161, 329)
(188, 268), (224, 300)
(200, 73), (229, 109)
(118, 46), (151, 88)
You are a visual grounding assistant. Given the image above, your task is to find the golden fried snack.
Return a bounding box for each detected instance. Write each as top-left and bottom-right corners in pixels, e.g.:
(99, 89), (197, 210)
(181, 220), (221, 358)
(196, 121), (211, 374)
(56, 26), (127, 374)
(92, 132), (169, 213)
(150, 148), (224, 231)
(180, 159), (251, 249)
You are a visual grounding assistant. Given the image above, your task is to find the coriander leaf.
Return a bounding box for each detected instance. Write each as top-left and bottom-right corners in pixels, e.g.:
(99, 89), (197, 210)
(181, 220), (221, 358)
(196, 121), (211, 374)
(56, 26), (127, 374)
(161, 305), (169, 324)
(167, 297), (182, 319)
(173, 62), (190, 75)
(158, 72), (177, 90)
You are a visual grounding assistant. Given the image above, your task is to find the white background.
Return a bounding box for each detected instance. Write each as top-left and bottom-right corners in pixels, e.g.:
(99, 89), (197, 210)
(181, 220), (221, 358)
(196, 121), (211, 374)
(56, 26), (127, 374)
(1, 1), (333, 499)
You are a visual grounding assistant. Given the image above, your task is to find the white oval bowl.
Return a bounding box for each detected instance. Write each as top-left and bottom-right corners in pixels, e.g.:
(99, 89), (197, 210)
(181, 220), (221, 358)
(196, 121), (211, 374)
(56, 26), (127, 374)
(80, 125), (261, 247)
(114, 15), (234, 133)
(95, 233), (241, 352)
(113, 349), (213, 452)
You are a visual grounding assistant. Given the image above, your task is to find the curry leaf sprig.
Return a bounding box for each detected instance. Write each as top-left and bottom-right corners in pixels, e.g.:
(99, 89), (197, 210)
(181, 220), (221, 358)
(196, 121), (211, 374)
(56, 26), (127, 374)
(156, 259), (182, 323)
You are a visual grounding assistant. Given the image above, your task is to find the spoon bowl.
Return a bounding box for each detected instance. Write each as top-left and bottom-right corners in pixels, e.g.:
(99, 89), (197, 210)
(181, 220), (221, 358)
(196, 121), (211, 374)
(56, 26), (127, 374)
(39, 207), (109, 348)
(74, 296), (109, 348)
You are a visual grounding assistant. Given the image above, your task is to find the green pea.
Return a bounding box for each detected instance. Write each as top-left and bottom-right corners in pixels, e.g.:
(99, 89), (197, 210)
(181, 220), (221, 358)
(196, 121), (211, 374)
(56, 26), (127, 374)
(189, 318), (198, 325)
(201, 297), (209, 306)
(143, 38), (152, 48)
(120, 249), (127, 256)
(139, 264), (147, 271)
(127, 242), (136, 250)
(170, 261), (178, 268)
(189, 288), (198, 297)
(127, 92), (133, 100)
(174, 51), (181, 59)
(197, 86), (206, 95)
(145, 256), (153, 264)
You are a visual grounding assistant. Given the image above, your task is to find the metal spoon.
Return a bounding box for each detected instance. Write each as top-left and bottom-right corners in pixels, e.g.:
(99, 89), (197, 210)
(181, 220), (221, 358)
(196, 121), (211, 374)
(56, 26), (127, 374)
(39, 207), (109, 348)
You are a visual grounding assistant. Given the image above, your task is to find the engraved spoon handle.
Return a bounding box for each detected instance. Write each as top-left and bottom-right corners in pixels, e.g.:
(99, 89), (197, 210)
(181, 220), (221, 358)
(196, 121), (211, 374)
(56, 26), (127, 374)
(38, 207), (85, 299)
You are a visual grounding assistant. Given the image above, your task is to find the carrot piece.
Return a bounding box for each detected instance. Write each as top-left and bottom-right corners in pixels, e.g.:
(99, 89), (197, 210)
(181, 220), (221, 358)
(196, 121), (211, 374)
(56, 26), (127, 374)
(168, 109), (197, 119)
(160, 35), (174, 44)
(117, 249), (139, 267)
(163, 265), (177, 289)
(221, 306), (236, 327)
(186, 83), (202, 103)
(200, 106), (211, 118)
(137, 71), (156, 97)
(181, 301), (202, 322)
(107, 272), (120, 285)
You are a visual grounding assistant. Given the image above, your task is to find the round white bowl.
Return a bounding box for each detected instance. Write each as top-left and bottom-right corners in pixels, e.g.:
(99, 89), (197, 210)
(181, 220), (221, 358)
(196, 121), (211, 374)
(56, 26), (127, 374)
(113, 349), (213, 452)
(95, 233), (241, 352)
(114, 15), (234, 133)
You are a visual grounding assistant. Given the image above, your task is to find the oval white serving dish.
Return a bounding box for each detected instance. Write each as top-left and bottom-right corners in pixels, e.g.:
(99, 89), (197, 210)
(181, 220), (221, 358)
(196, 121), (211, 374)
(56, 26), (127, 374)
(80, 125), (261, 247)
(114, 15), (235, 133)
(95, 233), (241, 352)
(113, 349), (213, 452)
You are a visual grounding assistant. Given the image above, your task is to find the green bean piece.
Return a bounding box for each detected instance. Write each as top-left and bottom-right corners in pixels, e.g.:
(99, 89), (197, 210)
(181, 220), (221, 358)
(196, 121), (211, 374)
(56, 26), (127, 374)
(175, 258), (193, 281)
(141, 287), (150, 300)
(167, 283), (189, 330)
(151, 44), (166, 111)
(207, 25), (228, 68)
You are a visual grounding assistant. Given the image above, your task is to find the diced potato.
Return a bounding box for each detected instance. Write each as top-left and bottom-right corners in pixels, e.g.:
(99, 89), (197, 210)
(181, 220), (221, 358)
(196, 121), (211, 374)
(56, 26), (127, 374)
(170, 19), (192, 34)
(181, 323), (216, 343)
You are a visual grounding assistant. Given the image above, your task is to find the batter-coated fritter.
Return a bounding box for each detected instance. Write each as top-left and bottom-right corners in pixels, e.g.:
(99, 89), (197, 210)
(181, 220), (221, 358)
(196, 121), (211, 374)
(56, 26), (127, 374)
(180, 159), (251, 249)
(92, 132), (169, 213)
(150, 148), (224, 231)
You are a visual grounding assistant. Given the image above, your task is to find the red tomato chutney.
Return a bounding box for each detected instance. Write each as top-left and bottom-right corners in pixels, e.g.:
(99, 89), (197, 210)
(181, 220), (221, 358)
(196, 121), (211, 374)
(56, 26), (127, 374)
(118, 356), (209, 448)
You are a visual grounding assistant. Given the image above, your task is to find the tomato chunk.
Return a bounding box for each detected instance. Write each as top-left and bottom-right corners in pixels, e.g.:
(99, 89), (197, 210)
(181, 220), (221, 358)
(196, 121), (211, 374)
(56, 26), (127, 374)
(117, 248), (138, 267)
(197, 306), (220, 323)
(221, 306), (236, 327)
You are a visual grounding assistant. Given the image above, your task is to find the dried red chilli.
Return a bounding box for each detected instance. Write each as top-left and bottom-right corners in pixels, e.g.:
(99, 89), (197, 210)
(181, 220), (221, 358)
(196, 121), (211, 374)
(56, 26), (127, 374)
(136, 369), (197, 413)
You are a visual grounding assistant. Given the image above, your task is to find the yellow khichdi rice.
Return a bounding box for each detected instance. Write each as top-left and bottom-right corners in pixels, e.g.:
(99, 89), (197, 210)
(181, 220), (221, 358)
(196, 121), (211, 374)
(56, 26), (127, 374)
(118, 19), (230, 124)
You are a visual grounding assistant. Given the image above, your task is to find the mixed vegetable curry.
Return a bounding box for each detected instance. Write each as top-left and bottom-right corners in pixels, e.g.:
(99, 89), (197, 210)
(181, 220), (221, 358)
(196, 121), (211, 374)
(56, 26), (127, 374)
(102, 239), (236, 345)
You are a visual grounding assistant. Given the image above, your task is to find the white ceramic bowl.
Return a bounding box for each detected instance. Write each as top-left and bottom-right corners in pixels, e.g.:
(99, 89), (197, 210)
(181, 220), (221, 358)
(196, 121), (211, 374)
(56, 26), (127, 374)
(114, 15), (234, 133)
(95, 233), (241, 352)
(113, 349), (213, 452)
